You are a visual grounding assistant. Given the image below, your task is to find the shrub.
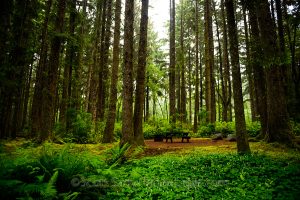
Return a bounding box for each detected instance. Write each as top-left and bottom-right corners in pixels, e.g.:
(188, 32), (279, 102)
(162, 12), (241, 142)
(114, 122), (122, 140)
(246, 121), (261, 137)
(195, 123), (215, 137)
(291, 121), (300, 136)
(54, 109), (93, 143)
(143, 123), (159, 139)
(215, 121), (235, 136)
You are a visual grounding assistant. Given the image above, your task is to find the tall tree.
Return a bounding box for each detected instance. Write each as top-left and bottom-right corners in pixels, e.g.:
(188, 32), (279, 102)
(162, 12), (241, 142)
(169, 0), (176, 123)
(1, 0), (37, 138)
(204, 0), (216, 123)
(87, 0), (103, 119)
(256, 0), (294, 144)
(246, 0), (268, 138)
(179, 1), (186, 123)
(225, 0), (250, 154)
(60, 0), (77, 128)
(41, 0), (66, 141)
(194, 0), (200, 132)
(242, 4), (257, 122)
(97, 0), (113, 121)
(133, 0), (149, 146)
(103, 0), (122, 143)
(121, 0), (135, 146)
(31, 0), (53, 139)
(220, 0), (231, 122)
(212, 0), (225, 122)
(275, 0), (296, 120)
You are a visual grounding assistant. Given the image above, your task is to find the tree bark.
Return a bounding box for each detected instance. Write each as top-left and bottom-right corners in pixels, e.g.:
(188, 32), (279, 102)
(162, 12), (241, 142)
(169, 0), (176, 124)
(221, 0), (231, 122)
(225, 0), (250, 154)
(180, 2), (186, 123)
(31, 0), (53, 139)
(120, 0), (135, 146)
(256, 0), (294, 144)
(247, 1), (268, 138)
(133, 0), (149, 146)
(87, 0), (103, 120)
(194, 0), (200, 132)
(97, 0), (113, 121)
(60, 0), (76, 128)
(103, 0), (122, 143)
(41, 0), (66, 141)
(204, 0), (216, 123)
(242, 5), (257, 122)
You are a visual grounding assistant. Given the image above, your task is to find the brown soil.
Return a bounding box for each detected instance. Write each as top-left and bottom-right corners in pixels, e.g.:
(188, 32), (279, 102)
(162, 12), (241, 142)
(139, 138), (236, 157)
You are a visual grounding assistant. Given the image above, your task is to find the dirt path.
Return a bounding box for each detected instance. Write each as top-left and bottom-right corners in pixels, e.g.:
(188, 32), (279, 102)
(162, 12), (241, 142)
(145, 138), (235, 149)
(140, 138), (236, 157)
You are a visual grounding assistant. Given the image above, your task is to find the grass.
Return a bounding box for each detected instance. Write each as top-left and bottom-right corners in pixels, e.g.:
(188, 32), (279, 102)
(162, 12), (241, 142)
(0, 138), (299, 199)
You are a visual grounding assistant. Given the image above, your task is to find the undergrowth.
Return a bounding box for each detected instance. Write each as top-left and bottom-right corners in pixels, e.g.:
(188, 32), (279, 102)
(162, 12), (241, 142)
(0, 141), (299, 199)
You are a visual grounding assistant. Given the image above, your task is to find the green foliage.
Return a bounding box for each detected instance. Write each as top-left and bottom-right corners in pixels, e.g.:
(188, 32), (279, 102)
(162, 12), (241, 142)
(114, 122), (122, 140)
(246, 121), (261, 137)
(0, 143), (106, 199)
(54, 109), (93, 143)
(215, 121), (235, 136)
(68, 110), (93, 143)
(106, 153), (300, 199)
(194, 123), (216, 137)
(1, 142), (300, 199)
(192, 121), (262, 138)
(143, 123), (159, 139)
(143, 118), (192, 139)
(143, 118), (172, 139)
(105, 143), (132, 167)
(291, 121), (300, 136)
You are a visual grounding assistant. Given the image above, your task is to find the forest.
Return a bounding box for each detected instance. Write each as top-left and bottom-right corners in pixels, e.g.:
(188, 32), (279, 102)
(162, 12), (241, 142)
(0, 0), (300, 199)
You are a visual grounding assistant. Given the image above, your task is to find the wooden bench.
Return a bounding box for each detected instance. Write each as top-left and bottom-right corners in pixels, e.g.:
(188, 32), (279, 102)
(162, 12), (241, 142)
(165, 132), (191, 143)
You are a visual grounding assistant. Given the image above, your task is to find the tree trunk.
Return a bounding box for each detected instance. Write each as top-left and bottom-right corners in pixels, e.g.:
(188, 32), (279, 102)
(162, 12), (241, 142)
(256, 0), (294, 144)
(225, 0), (250, 154)
(221, 0), (230, 122)
(204, 0), (216, 123)
(145, 75), (150, 121)
(275, 0), (296, 120)
(194, 0), (200, 132)
(188, 47), (192, 124)
(247, 1), (268, 138)
(0, 0), (13, 138)
(180, 3), (186, 123)
(120, 0), (135, 146)
(41, 0), (66, 141)
(88, 0), (103, 120)
(213, 0), (225, 122)
(97, 0), (113, 121)
(103, 0), (122, 143)
(60, 0), (76, 128)
(133, 0), (149, 146)
(31, 0), (53, 139)
(242, 5), (257, 122)
(169, 0), (176, 124)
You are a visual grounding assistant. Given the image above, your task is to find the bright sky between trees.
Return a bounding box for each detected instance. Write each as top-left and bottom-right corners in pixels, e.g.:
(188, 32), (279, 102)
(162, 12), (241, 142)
(148, 0), (179, 39)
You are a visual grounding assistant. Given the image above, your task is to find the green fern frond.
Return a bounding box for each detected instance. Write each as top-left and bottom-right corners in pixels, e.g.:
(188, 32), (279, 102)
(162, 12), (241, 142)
(41, 170), (58, 199)
(60, 192), (80, 200)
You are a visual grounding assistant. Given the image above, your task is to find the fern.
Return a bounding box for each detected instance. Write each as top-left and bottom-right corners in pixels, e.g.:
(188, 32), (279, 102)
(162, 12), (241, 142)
(106, 143), (131, 167)
(42, 170), (58, 199)
(60, 192), (80, 200)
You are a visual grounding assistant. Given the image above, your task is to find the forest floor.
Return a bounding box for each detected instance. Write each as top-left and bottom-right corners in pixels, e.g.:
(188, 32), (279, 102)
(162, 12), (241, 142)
(142, 138), (236, 157)
(1, 137), (300, 199)
(2, 137), (298, 159)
